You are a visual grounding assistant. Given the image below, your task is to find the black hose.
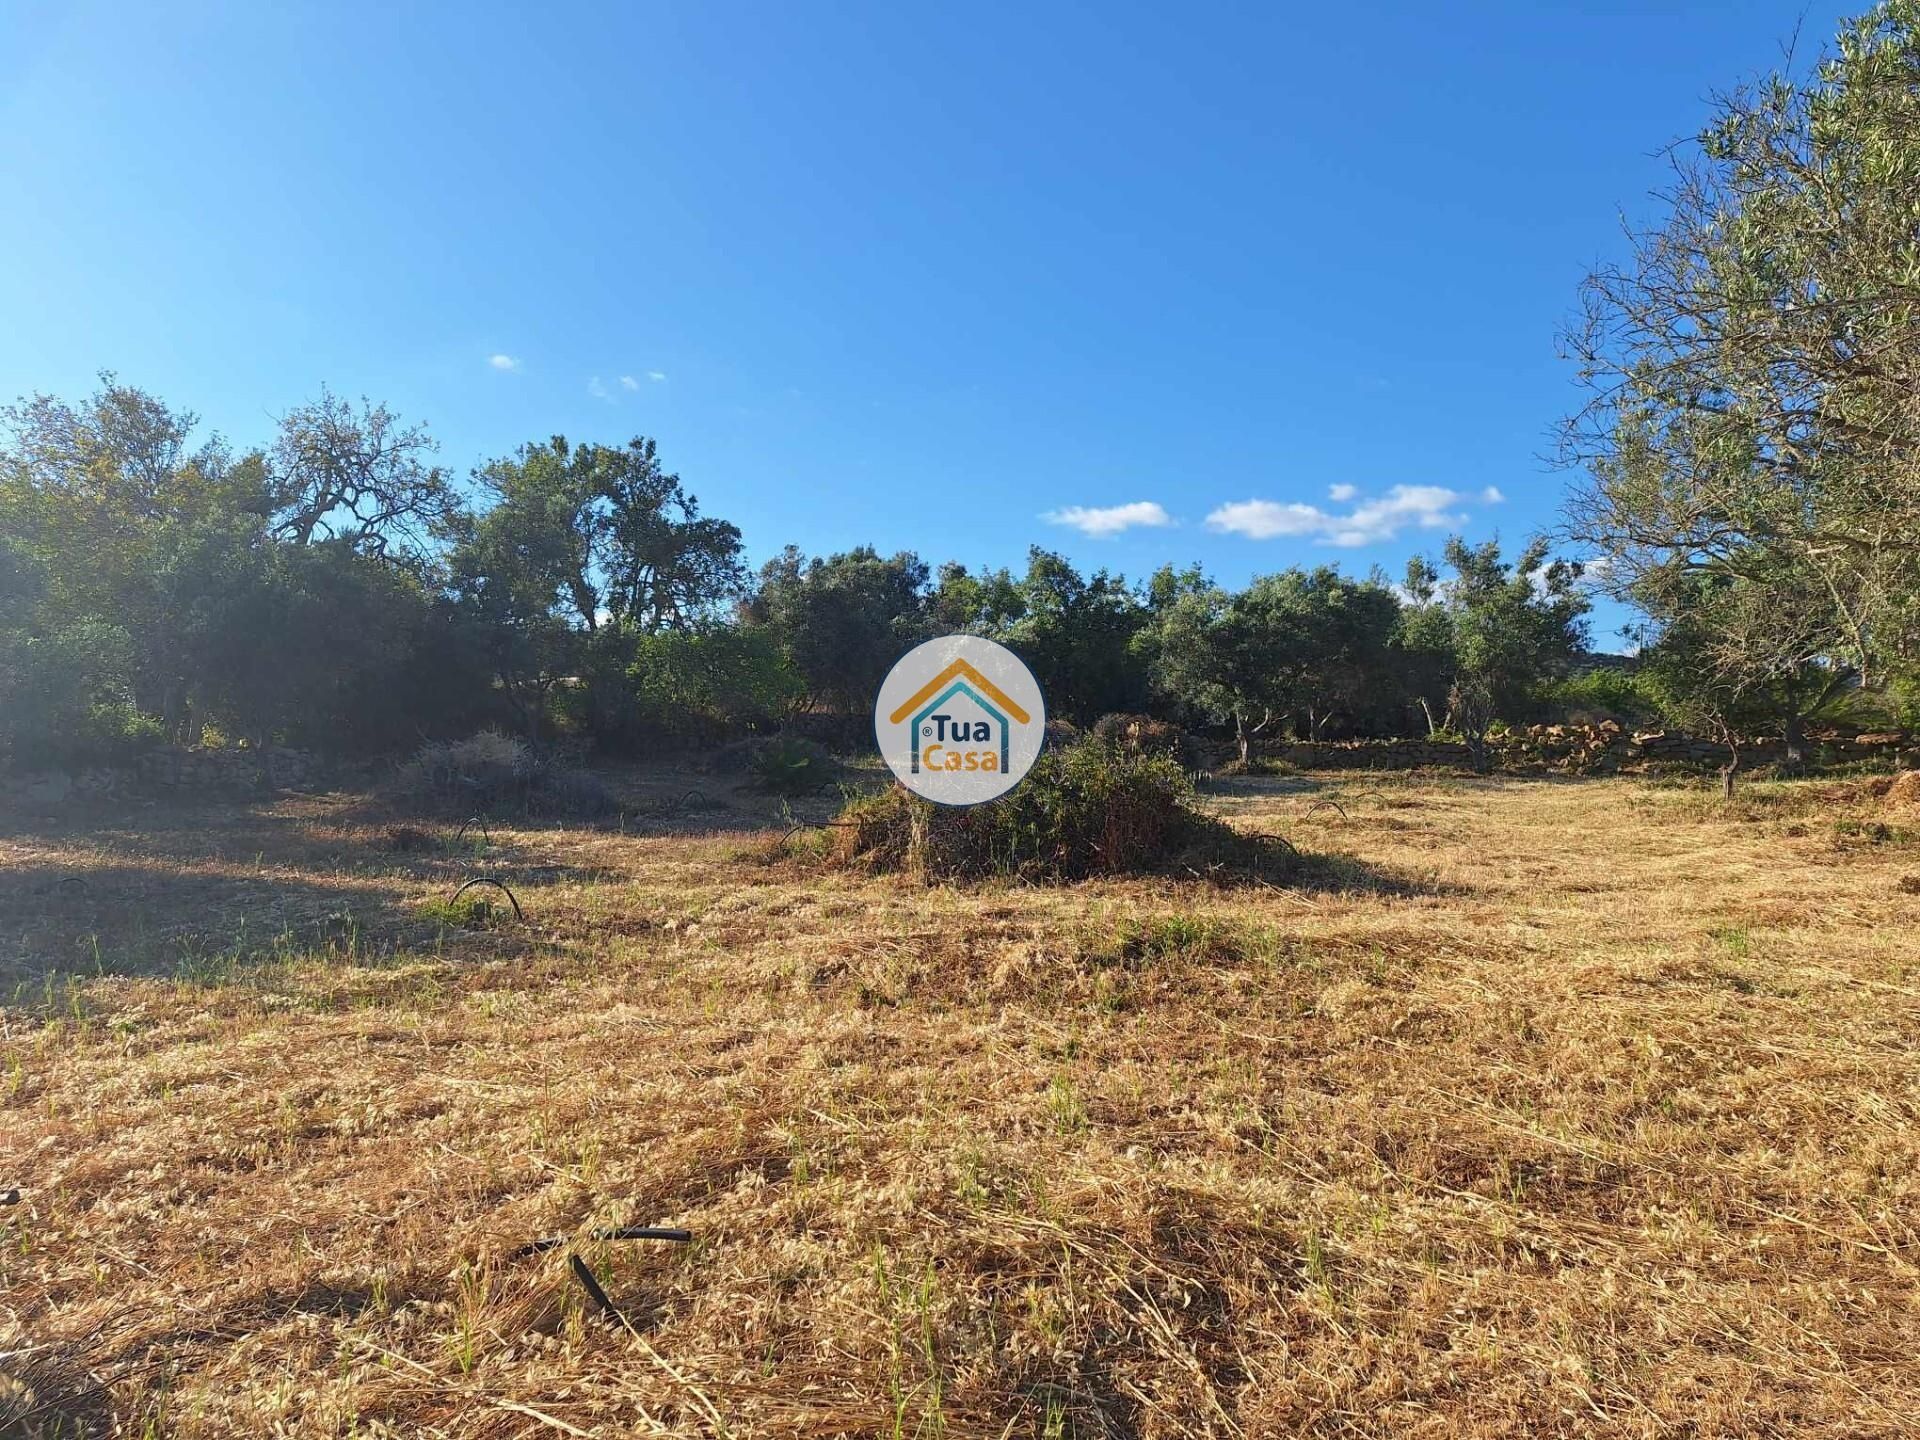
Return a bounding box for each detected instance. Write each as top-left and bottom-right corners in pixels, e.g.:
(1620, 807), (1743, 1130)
(448, 876), (524, 922)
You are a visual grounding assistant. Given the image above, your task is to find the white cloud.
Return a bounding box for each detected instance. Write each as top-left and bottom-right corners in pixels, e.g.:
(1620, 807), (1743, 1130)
(1389, 577), (1453, 607)
(1528, 554), (1613, 598)
(619, 375), (640, 391)
(1204, 500), (1329, 540)
(587, 376), (609, 399)
(1481, 485), (1506, 503)
(1569, 554), (1616, 593)
(1328, 483), (1358, 502)
(1206, 484), (1471, 547)
(1040, 501), (1175, 538)
(647, 370), (667, 382)
(488, 353), (521, 371)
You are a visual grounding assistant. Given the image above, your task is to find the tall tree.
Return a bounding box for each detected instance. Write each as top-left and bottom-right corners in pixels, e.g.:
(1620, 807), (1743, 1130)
(1563, 2), (1920, 693)
(1145, 567), (1404, 757)
(1635, 568), (1859, 792)
(444, 493), (586, 744)
(1144, 578), (1274, 765)
(928, 561), (1026, 635)
(1000, 549), (1148, 724)
(1434, 538), (1589, 763)
(270, 389), (455, 555)
(0, 376), (279, 734)
(750, 546), (930, 713)
(467, 436), (745, 632)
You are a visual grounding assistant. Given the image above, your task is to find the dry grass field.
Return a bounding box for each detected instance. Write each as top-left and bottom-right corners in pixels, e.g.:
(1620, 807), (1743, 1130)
(4, 767), (1920, 1438)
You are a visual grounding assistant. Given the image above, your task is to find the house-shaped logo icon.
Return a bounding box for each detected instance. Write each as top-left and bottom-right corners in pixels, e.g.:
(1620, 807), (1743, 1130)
(887, 658), (1032, 773)
(875, 642), (1045, 804)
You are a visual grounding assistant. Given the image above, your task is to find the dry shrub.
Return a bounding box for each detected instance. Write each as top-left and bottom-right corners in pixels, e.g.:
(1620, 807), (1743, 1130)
(1883, 770), (1920, 809)
(1089, 711), (1205, 768)
(816, 739), (1286, 883)
(391, 730), (614, 817)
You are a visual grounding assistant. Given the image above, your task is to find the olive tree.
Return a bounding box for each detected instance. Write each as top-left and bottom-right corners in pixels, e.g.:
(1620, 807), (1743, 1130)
(1564, 2), (1920, 710)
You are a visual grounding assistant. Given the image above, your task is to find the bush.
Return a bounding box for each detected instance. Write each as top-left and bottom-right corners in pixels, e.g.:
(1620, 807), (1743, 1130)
(392, 730), (615, 816)
(1090, 712), (1209, 770)
(1543, 668), (1658, 727)
(705, 734), (842, 794)
(0, 621), (145, 771)
(630, 626), (803, 740)
(746, 735), (840, 794)
(811, 739), (1289, 883)
(80, 703), (165, 764)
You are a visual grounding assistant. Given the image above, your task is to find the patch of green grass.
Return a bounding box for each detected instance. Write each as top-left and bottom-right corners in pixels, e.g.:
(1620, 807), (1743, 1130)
(1045, 1073), (1086, 1134)
(1711, 926), (1752, 958)
(1835, 819), (1916, 846)
(417, 892), (508, 929)
(1086, 913), (1265, 970)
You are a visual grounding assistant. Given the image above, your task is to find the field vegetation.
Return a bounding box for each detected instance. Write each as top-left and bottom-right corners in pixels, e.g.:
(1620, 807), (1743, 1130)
(5, 767), (1920, 1436)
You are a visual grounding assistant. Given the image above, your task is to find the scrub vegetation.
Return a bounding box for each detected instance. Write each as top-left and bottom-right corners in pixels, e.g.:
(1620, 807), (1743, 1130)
(796, 740), (1278, 884)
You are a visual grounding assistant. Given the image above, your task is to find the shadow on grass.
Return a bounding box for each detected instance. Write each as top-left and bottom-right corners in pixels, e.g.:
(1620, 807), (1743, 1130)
(333, 779), (850, 840)
(0, 855), (442, 997)
(0, 1343), (119, 1440)
(1162, 833), (1466, 898)
(0, 831), (610, 997)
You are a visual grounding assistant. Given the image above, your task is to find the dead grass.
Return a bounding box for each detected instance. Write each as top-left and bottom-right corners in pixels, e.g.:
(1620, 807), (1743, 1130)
(3, 771), (1920, 1436)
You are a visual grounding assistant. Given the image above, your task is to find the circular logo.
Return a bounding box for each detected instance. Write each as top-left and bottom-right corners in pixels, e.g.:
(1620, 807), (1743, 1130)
(874, 636), (1047, 805)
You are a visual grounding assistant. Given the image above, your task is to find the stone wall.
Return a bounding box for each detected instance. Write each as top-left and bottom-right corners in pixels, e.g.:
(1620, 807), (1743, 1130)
(1, 745), (321, 808)
(1263, 723), (1917, 774)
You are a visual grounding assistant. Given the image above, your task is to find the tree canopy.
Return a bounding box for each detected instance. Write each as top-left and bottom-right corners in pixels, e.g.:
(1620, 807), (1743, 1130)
(1564, 1), (1920, 728)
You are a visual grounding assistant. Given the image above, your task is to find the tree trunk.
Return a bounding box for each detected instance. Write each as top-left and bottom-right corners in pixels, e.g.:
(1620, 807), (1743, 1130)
(1720, 738), (1741, 801)
(1782, 714), (1808, 776)
(1235, 712), (1251, 767)
(1418, 697), (1440, 738)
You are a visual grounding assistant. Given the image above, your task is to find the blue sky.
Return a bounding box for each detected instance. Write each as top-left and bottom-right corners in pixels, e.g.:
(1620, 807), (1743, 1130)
(1, 1), (1850, 648)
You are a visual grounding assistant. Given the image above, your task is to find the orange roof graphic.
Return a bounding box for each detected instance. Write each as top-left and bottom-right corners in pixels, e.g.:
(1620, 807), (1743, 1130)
(887, 657), (1033, 726)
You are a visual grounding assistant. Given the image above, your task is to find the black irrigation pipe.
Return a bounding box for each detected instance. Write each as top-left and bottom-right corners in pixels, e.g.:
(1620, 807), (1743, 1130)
(569, 1253), (623, 1321)
(448, 876), (524, 922)
(454, 815), (492, 845)
(503, 1225), (693, 1322)
(1304, 799), (1349, 820)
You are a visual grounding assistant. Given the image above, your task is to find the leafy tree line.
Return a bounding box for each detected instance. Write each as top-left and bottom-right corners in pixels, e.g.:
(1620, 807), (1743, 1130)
(0, 374), (1600, 770)
(11, 3), (1916, 778)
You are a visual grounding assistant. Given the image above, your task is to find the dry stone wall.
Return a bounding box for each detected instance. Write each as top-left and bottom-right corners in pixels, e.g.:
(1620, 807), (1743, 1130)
(1263, 724), (1916, 773)
(1, 745), (321, 809)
